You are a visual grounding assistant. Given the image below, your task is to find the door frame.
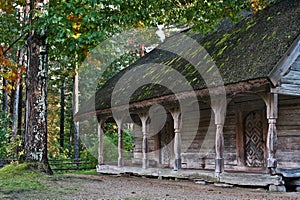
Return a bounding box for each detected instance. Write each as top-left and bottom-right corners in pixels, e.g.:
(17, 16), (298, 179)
(235, 103), (268, 173)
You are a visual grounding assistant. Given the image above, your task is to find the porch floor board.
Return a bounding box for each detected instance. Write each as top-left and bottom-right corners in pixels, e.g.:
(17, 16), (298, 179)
(96, 165), (283, 187)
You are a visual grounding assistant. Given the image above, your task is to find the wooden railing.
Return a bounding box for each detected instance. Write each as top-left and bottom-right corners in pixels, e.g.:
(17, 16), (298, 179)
(49, 158), (96, 171)
(0, 158), (96, 171)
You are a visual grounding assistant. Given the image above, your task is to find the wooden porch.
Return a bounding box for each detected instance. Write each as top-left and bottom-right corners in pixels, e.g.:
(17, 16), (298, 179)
(96, 164), (284, 188)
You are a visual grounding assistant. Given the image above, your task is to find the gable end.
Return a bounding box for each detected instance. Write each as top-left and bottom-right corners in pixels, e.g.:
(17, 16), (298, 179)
(269, 35), (300, 87)
(271, 40), (300, 96)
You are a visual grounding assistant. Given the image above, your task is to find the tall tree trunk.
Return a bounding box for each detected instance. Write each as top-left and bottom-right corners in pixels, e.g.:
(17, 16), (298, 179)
(12, 85), (19, 141)
(12, 49), (24, 139)
(73, 71), (80, 169)
(2, 76), (8, 114)
(24, 30), (52, 174)
(59, 79), (65, 149)
(69, 113), (73, 155)
(11, 48), (24, 158)
(18, 79), (23, 158)
(10, 89), (15, 117)
(17, 81), (23, 137)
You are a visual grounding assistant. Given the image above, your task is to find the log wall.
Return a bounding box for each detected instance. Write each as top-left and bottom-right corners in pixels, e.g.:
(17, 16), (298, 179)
(276, 95), (300, 168)
(131, 94), (300, 170)
(180, 101), (239, 170)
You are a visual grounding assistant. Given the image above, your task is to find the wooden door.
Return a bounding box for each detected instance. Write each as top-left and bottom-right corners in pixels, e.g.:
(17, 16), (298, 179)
(159, 115), (174, 167)
(244, 111), (266, 167)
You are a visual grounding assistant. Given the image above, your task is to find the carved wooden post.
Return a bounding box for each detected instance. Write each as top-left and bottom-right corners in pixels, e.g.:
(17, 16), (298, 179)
(98, 119), (105, 165)
(139, 113), (149, 169)
(262, 93), (278, 171)
(211, 98), (227, 176)
(115, 117), (124, 167)
(170, 109), (182, 171)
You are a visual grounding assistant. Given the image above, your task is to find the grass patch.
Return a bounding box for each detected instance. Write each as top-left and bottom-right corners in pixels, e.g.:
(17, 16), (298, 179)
(70, 169), (98, 175)
(0, 163), (46, 192)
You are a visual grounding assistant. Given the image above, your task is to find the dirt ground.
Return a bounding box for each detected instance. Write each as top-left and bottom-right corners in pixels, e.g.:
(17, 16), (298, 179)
(9, 174), (300, 200)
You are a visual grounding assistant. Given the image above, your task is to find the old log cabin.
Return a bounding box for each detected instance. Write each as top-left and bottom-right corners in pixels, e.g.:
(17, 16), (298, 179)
(76, 0), (300, 190)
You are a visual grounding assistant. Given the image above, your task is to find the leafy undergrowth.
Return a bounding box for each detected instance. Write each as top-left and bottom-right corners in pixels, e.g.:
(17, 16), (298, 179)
(0, 163), (47, 194)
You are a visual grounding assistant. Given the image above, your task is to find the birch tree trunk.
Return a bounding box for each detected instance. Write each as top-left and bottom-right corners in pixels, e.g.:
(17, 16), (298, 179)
(59, 79), (65, 149)
(24, 30), (52, 174)
(73, 71), (80, 169)
(2, 76), (8, 114)
(11, 49), (24, 158)
(12, 49), (24, 139)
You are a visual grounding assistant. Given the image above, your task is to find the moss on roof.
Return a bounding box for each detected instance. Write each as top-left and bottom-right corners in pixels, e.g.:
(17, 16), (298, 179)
(79, 0), (300, 117)
(198, 0), (300, 84)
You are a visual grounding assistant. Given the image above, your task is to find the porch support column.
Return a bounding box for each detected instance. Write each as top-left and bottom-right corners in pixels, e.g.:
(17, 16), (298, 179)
(98, 119), (105, 165)
(115, 117), (124, 167)
(211, 98), (227, 176)
(139, 113), (150, 169)
(170, 108), (182, 171)
(262, 93), (278, 171)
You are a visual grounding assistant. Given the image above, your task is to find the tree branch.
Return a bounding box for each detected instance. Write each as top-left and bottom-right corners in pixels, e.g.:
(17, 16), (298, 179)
(2, 32), (27, 56)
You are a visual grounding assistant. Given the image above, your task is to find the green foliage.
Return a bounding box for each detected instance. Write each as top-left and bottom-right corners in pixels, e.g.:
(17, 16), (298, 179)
(102, 135), (118, 162)
(0, 111), (10, 158)
(37, 0), (268, 70)
(98, 51), (140, 88)
(101, 123), (134, 162)
(0, 10), (23, 48)
(104, 123), (134, 153)
(47, 67), (74, 159)
(102, 135), (133, 162)
(0, 110), (21, 160)
(79, 147), (98, 168)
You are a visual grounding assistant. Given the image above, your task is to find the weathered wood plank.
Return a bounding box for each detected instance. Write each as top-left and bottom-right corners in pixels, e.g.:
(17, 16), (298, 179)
(275, 168), (300, 178)
(291, 56), (300, 71)
(277, 141), (300, 151)
(278, 83), (300, 91)
(272, 84), (300, 96)
(278, 114), (300, 126)
(277, 162), (300, 168)
(282, 70), (300, 80)
(281, 78), (300, 85)
(220, 172), (283, 187)
(276, 151), (300, 162)
(277, 129), (300, 137)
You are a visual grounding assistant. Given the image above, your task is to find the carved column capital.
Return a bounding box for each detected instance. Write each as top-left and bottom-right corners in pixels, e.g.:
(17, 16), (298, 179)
(170, 108), (182, 171)
(138, 112), (150, 169)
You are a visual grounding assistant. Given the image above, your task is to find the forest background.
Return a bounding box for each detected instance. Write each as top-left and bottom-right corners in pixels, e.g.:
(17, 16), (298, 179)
(0, 0), (273, 173)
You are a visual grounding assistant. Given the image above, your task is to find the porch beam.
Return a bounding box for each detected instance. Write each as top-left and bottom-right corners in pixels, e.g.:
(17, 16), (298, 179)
(170, 108), (182, 171)
(115, 116), (125, 167)
(98, 119), (106, 165)
(211, 98), (227, 176)
(261, 93), (278, 171)
(139, 113), (150, 169)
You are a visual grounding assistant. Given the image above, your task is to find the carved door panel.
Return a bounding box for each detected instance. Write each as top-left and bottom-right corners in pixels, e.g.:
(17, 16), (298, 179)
(244, 111), (266, 167)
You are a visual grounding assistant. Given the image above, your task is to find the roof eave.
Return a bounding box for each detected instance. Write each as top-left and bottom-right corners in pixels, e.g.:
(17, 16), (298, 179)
(74, 78), (270, 121)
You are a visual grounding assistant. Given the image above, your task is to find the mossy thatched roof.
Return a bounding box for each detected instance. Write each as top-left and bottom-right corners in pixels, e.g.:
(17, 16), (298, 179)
(77, 0), (300, 119)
